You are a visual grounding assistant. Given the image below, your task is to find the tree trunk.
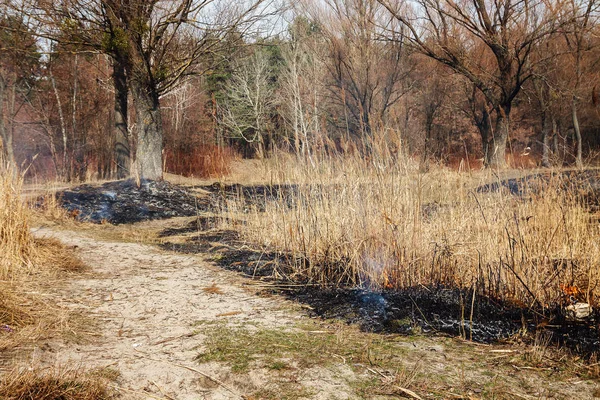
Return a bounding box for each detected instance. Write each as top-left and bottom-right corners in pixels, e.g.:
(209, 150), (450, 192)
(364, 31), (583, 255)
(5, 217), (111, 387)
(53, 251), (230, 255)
(255, 134), (265, 159)
(0, 76), (16, 167)
(541, 110), (551, 168)
(132, 80), (163, 181)
(552, 117), (559, 159)
(534, 79), (552, 168)
(113, 60), (130, 179)
(486, 106), (509, 168)
(572, 97), (583, 168)
(474, 106), (492, 165)
(50, 69), (70, 181)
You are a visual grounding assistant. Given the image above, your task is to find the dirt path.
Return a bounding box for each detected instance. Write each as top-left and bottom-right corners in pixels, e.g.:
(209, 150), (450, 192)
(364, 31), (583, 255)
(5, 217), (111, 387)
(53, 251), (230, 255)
(31, 227), (300, 400)
(22, 227), (600, 400)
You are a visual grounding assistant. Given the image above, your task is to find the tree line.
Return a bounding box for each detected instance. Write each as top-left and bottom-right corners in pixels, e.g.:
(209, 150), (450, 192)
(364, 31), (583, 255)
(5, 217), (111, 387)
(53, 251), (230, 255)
(1, 0), (599, 181)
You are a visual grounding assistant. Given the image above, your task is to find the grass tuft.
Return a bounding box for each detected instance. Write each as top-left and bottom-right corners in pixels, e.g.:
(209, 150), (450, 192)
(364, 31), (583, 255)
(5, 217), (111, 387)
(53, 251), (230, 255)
(0, 367), (114, 400)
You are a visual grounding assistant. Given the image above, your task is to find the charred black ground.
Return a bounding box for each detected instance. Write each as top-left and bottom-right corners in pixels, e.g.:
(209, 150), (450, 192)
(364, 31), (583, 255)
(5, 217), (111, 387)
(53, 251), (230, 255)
(476, 169), (600, 210)
(54, 180), (203, 224)
(52, 180), (300, 224)
(50, 176), (600, 355)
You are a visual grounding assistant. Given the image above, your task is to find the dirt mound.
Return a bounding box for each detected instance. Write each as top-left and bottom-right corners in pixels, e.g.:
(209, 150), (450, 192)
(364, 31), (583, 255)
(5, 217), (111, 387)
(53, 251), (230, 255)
(57, 180), (203, 224)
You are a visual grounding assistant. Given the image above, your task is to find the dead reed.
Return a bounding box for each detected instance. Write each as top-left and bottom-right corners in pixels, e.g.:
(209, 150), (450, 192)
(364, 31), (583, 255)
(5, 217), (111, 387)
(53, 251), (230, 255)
(0, 163), (34, 281)
(0, 164), (108, 398)
(223, 153), (600, 308)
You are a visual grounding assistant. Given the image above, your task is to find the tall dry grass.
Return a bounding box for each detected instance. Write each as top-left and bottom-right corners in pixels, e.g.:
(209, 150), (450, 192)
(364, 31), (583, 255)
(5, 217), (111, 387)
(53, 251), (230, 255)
(224, 152), (600, 308)
(0, 164), (34, 280)
(0, 164), (108, 398)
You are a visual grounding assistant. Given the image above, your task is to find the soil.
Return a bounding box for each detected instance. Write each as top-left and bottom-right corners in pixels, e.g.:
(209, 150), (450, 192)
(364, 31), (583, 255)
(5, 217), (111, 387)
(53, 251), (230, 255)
(17, 225), (599, 399)
(53, 176), (600, 354)
(56, 180), (203, 224)
(26, 227), (319, 400)
(476, 169), (600, 209)
(157, 222), (600, 356)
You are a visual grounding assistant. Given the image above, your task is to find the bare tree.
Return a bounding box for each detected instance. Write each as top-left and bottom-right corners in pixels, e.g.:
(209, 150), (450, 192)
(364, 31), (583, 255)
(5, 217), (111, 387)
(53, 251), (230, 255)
(303, 0), (412, 150)
(21, 0), (273, 179)
(561, 0), (598, 167)
(378, 0), (562, 167)
(0, 12), (39, 168)
(219, 49), (277, 159)
(278, 16), (326, 160)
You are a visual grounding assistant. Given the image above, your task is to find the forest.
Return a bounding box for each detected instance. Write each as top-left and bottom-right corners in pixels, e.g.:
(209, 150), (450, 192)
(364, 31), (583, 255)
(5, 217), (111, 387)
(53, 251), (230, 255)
(1, 0), (599, 182)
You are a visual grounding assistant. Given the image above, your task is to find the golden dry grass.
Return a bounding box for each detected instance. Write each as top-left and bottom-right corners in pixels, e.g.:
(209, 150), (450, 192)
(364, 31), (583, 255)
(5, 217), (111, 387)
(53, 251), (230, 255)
(0, 164), (34, 281)
(223, 153), (600, 308)
(0, 367), (114, 400)
(0, 164), (109, 398)
(1, 164), (86, 348)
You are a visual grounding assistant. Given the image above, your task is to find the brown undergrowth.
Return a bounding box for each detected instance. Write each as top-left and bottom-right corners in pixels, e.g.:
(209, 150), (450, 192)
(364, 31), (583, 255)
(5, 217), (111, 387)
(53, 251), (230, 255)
(0, 163), (111, 398)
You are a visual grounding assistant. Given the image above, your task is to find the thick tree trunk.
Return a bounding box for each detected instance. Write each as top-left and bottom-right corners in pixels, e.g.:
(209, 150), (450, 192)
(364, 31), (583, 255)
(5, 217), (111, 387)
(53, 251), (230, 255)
(486, 106), (509, 168)
(113, 61), (130, 179)
(572, 97), (583, 168)
(0, 76), (16, 167)
(132, 80), (163, 181)
(474, 107), (492, 165)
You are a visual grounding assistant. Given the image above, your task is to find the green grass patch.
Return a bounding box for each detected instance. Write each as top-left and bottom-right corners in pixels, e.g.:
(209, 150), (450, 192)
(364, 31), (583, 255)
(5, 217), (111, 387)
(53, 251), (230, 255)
(196, 322), (410, 373)
(195, 322), (422, 397)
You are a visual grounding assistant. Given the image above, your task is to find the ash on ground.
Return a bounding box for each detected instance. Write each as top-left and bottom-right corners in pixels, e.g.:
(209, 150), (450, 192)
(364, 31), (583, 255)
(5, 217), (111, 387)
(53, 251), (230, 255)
(56, 179), (205, 224)
(285, 286), (599, 354)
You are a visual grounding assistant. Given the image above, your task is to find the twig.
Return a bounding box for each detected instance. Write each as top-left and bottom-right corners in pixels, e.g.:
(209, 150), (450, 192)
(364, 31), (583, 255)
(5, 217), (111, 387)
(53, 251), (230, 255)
(152, 332), (198, 345)
(329, 352), (347, 364)
(408, 294), (438, 333)
(366, 367), (388, 378)
(151, 380), (177, 400)
(112, 385), (171, 400)
(469, 284), (476, 342)
(171, 362), (243, 398)
(394, 385), (424, 400)
(134, 351), (243, 398)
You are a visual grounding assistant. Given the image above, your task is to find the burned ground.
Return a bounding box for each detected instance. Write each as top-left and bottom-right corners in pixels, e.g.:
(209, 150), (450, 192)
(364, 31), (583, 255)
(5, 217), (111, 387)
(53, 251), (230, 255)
(476, 169), (600, 209)
(156, 216), (600, 357)
(52, 180), (299, 224)
(55, 179), (203, 224)
(50, 175), (600, 357)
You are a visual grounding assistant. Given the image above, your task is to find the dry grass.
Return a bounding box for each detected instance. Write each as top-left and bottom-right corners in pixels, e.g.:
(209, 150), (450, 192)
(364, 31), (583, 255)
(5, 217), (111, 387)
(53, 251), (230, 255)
(0, 164), (34, 281)
(31, 189), (73, 224)
(0, 164), (85, 346)
(0, 164), (109, 398)
(222, 153), (600, 308)
(0, 367), (114, 400)
(31, 238), (86, 273)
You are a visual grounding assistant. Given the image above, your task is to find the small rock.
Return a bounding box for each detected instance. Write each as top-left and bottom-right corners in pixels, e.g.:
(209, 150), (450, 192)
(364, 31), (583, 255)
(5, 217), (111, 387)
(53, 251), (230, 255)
(565, 302), (593, 321)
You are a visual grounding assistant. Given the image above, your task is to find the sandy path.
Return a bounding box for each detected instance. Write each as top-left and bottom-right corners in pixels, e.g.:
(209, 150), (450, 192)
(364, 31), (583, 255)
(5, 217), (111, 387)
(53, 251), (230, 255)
(32, 227), (298, 400)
